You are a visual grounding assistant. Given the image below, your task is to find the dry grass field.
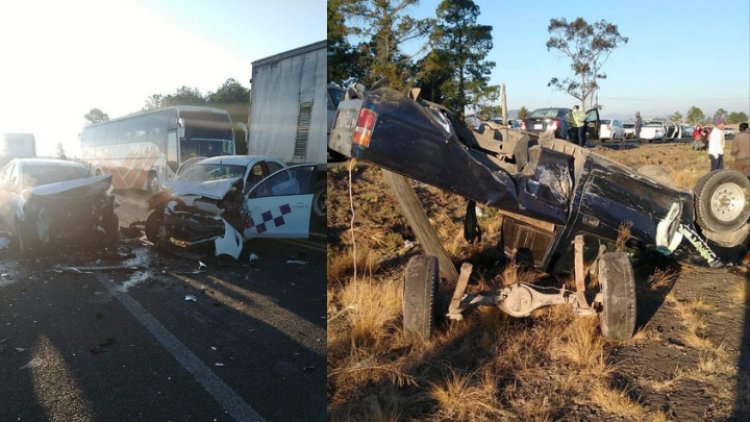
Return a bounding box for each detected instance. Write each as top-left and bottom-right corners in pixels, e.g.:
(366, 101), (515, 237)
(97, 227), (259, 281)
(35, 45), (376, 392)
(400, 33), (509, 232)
(327, 141), (750, 421)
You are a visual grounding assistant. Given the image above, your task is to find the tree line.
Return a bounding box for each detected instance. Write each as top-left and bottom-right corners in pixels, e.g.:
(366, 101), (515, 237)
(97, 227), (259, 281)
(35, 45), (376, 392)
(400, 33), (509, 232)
(330, 1), (628, 119)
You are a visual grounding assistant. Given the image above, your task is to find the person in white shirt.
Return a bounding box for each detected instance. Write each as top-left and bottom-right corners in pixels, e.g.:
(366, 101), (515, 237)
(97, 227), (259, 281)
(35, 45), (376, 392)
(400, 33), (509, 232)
(708, 117), (726, 170)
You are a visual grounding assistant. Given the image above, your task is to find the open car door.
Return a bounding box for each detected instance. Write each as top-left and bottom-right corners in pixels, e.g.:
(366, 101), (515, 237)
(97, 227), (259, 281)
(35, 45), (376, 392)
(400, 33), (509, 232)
(585, 108), (600, 141)
(243, 164), (317, 239)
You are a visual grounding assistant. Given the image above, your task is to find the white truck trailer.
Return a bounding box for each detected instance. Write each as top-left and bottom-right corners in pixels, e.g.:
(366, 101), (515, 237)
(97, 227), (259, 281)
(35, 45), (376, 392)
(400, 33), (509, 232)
(247, 41), (328, 219)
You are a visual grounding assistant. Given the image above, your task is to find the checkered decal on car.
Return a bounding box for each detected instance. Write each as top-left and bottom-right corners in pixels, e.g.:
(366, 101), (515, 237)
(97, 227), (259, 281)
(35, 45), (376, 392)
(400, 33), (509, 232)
(247, 204), (292, 233)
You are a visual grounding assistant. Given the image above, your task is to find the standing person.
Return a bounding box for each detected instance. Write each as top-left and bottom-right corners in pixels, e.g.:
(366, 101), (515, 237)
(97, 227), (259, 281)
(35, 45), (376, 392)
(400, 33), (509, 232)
(708, 118), (726, 170)
(635, 111), (643, 140)
(731, 122), (750, 175)
(571, 105), (586, 146)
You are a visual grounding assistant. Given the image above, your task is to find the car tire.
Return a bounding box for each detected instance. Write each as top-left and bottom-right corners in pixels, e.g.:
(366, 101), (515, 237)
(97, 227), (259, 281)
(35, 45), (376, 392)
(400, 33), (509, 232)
(403, 255), (438, 340)
(145, 209), (166, 246)
(102, 212), (119, 247)
(312, 180), (326, 220)
(694, 170), (750, 234)
(147, 171), (159, 194)
(597, 252), (637, 341)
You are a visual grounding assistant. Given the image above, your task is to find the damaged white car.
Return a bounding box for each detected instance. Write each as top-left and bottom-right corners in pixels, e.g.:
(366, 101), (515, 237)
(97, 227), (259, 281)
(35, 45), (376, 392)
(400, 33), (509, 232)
(145, 155), (318, 259)
(0, 158), (119, 256)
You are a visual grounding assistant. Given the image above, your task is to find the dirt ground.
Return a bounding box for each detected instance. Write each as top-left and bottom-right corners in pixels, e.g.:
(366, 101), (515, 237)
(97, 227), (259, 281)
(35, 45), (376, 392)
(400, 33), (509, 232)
(327, 142), (750, 421)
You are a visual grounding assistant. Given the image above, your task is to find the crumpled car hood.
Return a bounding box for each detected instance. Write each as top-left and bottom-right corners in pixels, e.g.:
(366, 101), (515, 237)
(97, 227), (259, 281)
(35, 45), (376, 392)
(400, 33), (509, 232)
(167, 177), (242, 201)
(24, 174), (112, 202)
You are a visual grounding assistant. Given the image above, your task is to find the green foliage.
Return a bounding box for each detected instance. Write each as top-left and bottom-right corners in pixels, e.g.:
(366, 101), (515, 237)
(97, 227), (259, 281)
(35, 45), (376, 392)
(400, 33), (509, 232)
(142, 86), (206, 110)
(206, 78), (249, 104)
(546, 18), (628, 109)
(328, 0), (363, 85)
(56, 142), (67, 160)
(342, 0), (432, 90)
(713, 108), (728, 123)
(84, 108), (109, 124)
(686, 106), (705, 124)
(518, 106), (529, 120)
(670, 111), (682, 122)
(421, 0), (495, 112)
(727, 111), (749, 124)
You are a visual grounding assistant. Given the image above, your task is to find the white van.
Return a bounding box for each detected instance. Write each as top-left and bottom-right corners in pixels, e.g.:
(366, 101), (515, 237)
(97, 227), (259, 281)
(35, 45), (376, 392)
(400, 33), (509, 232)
(1, 133), (36, 165)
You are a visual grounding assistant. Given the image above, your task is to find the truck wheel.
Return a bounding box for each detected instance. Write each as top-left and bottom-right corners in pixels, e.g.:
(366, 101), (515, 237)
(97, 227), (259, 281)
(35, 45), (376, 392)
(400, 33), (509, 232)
(312, 180), (326, 219)
(145, 209), (166, 246)
(597, 252), (637, 341)
(147, 172), (160, 194)
(102, 212), (119, 247)
(694, 170), (750, 234)
(403, 255), (438, 340)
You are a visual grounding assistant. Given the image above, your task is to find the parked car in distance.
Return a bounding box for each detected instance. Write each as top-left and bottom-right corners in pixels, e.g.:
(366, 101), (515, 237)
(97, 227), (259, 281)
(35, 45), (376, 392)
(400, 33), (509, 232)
(145, 155), (319, 259)
(0, 158), (118, 255)
(724, 127), (736, 139)
(600, 119), (625, 141)
(623, 122), (636, 139)
(639, 120), (666, 142)
(521, 108), (573, 140)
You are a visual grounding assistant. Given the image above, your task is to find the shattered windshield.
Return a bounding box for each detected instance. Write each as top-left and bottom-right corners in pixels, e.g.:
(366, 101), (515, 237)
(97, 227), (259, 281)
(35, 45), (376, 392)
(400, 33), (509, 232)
(22, 164), (89, 188)
(177, 163), (246, 182)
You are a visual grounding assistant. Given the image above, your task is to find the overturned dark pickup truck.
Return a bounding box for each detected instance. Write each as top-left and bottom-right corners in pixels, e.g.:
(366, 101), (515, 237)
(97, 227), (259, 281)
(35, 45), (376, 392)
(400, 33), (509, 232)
(0, 158), (119, 256)
(329, 88), (750, 340)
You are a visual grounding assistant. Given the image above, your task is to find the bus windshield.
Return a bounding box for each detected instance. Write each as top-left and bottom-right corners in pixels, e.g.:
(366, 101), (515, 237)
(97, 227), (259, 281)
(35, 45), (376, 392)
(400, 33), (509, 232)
(181, 139), (234, 160)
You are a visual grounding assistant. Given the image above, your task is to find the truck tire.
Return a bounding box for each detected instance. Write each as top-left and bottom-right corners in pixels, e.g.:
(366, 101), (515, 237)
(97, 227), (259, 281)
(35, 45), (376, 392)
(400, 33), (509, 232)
(102, 212), (119, 247)
(694, 170), (750, 234)
(403, 255), (438, 340)
(597, 252), (637, 341)
(312, 180), (326, 220)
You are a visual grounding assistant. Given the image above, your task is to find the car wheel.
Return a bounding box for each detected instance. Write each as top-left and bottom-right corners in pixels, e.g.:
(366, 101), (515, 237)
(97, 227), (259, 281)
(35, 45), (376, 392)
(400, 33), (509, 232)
(312, 180), (326, 220)
(694, 170), (750, 234)
(147, 172), (160, 194)
(403, 255), (438, 340)
(145, 209), (166, 246)
(597, 252), (637, 340)
(102, 212), (119, 247)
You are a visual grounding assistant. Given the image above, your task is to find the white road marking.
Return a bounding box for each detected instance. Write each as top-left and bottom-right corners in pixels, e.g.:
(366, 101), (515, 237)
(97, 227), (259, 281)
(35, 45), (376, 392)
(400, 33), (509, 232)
(94, 273), (265, 422)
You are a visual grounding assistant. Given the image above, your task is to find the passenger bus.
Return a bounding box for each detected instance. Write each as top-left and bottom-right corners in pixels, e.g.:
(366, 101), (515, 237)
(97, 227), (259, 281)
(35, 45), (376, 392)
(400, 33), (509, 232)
(80, 106), (235, 193)
(1, 133), (36, 166)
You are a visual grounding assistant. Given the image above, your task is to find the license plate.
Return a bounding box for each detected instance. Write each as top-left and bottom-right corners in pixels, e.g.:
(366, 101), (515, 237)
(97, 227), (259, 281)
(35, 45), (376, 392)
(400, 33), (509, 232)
(534, 124), (543, 130)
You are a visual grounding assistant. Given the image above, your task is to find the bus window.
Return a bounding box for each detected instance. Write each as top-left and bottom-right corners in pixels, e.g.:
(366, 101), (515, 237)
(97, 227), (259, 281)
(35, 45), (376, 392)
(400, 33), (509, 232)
(134, 115), (148, 140)
(104, 121), (120, 145)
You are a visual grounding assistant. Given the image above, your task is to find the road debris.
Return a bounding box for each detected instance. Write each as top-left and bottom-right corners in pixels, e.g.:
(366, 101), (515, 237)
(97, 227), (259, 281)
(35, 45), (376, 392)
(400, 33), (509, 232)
(20, 358), (43, 369)
(54, 264), (142, 274)
(15, 347), (25, 352)
(185, 294), (198, 302)
(286, 260), (307, 265)
(214, 362), (225, 367)
(248, 253), (259, 262)
(90, 338), (115, 354)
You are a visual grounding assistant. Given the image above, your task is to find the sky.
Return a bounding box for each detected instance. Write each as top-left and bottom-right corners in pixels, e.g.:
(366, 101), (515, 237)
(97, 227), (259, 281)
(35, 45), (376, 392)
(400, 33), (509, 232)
(0, 0), (326, 157)
(392, 0), (750, 121)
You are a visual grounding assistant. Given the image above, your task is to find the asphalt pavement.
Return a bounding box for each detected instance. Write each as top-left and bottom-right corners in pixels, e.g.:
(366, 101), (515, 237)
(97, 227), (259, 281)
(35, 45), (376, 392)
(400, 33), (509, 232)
(0, 190), (326, 421)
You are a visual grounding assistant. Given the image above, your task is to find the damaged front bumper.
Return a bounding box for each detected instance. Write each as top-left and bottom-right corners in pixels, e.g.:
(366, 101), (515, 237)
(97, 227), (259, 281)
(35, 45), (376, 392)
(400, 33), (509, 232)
(150, 195), (245, 259)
